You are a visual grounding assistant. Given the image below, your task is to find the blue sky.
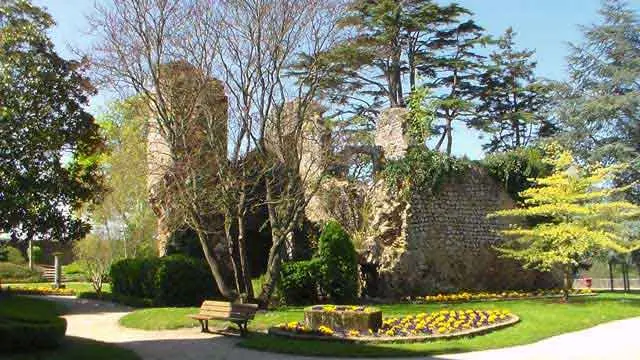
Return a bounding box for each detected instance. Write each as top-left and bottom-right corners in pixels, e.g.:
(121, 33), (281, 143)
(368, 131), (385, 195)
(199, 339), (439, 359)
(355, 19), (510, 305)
(33, 0), (639, 159)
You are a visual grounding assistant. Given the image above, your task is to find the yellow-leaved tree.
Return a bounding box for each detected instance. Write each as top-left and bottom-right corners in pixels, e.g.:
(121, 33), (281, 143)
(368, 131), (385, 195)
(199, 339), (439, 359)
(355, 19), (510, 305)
(489, 145), (640, 301)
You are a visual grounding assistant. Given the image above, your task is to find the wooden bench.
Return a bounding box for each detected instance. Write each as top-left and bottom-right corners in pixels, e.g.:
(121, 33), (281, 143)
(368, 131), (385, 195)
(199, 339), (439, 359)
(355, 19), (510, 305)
(188, 300), (258, 336)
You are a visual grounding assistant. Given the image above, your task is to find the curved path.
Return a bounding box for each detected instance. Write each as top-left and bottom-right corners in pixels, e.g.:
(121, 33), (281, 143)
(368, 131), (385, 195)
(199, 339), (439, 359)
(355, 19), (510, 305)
(47, 296), (640, 360)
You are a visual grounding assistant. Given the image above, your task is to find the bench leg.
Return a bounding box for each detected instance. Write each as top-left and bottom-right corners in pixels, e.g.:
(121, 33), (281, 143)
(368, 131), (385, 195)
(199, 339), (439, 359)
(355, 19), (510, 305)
(237, 321), (248, 337)
(198, 319), (210, 333)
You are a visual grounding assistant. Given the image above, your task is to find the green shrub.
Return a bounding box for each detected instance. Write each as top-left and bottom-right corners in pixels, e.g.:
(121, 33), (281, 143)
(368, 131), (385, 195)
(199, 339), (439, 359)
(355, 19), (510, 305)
(279, 259), (319, 305)
(154, 255), (220, 306)
(0, 246), (26, 264)
(62, 261), (88, 281)
(0, 262), (43, 282)
(110, 257), (161, 299)
(0, 317), (67, 351)
(110, 255), (221, 306)
(0, 295), (67, 352)
(481, 147), (551, 201)
(31, 245), (43, 263)
(316, 221), (359, 304)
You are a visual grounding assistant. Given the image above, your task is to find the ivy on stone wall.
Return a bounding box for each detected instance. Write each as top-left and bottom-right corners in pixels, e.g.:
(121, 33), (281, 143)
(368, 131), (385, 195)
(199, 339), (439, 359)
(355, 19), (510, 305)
(481, 147), (551, 202)
(381, 147), (471, 196)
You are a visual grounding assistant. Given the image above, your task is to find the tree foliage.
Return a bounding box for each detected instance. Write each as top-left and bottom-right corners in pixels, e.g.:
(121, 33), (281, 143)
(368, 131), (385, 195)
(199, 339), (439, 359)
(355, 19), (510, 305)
(0, 0), (104, 243)
(471, 28), (554, 152)
(73, 234), (116, 295)
(555, 0), (639, 203)
(489, 145), (640, 300)
(93, 97), (157, 258)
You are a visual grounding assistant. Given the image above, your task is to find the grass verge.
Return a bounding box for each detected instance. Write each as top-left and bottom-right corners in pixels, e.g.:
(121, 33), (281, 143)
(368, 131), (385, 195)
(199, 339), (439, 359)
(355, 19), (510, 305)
(121, 292), (640, 357)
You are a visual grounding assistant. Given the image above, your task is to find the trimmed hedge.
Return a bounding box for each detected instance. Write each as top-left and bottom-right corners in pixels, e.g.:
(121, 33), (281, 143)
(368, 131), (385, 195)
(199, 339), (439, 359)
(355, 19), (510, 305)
(280, 259), (319, 305)
(0, 316), (67, 351)
(110, 255), (222, 306)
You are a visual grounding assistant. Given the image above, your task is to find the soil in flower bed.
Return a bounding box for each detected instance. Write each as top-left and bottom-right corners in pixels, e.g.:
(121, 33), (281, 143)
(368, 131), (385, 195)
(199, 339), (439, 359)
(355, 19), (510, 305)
(271, 309), (518, 343)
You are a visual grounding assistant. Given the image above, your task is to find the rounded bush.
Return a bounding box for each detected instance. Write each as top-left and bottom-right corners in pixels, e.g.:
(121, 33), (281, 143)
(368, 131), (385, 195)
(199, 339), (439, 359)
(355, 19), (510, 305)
(279, 259), (319, 305)
(316, 221), (358, 304)
(0, 246), (26, 264)
(0, 316), (67, 351)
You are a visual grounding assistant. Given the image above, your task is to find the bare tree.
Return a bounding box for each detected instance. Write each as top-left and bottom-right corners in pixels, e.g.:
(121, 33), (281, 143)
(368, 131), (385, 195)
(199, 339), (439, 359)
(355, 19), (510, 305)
(211, 0), (344, 303)
(88, 0), (242, 298)
(88, 0), (344, 303)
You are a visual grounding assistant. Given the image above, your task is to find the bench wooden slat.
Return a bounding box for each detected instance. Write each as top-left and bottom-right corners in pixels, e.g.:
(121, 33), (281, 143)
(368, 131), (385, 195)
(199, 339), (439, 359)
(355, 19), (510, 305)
(188, 300), (259, 336)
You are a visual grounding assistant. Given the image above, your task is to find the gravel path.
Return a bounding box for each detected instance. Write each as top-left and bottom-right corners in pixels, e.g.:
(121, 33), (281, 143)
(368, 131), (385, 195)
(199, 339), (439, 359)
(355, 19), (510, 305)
(47, 296), (640, 360)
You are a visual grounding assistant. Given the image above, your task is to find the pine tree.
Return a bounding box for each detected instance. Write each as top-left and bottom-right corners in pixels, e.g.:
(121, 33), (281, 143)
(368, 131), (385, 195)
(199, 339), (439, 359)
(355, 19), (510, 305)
(425, 18), (488, 155)
(471, 28), (553, 153)
(313, 0), (472, 114)
(489, 144), (640, 301)
(556, 0), (639, 202)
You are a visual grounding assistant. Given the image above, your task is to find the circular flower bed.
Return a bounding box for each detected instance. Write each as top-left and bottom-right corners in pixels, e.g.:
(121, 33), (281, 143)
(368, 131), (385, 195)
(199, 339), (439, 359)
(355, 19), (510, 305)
(405, 288), (593, 304)
(304, 305), (382, 332)
(271, 309), (518, 343)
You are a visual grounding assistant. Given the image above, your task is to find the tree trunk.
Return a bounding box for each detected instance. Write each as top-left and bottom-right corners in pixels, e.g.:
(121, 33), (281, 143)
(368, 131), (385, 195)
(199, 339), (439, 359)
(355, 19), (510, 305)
(224, 216), (243, 296)
(237, 187), (253, 300)
(563, 267), (572, 302)
(609, 261), (614, 291)
(446, 118), (453, 155)
(28, 238), (33, 270)
(258, 177), (288, 305)
(192, 223), (236, 300)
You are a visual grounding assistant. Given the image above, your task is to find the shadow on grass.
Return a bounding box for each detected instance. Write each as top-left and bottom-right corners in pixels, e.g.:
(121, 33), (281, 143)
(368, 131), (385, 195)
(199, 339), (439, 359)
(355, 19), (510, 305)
(238, 332), (469, 358)
(2, 336), (140, 360)
(30, 295), (133, 315)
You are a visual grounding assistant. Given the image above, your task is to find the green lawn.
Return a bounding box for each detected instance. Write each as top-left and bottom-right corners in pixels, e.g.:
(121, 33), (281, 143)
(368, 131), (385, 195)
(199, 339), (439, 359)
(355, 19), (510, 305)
(0, 295), (139, 360)
(120, 292), (640, 357)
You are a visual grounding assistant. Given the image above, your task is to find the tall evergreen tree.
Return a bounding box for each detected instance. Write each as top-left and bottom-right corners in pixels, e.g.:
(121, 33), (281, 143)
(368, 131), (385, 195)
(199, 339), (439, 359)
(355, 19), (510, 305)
(470, 28), (553, 153)
(555, 0), (639, 202)
(314, 0), (472, 114)
(0, 1), (104, 244)
(425, 18), (488, 155)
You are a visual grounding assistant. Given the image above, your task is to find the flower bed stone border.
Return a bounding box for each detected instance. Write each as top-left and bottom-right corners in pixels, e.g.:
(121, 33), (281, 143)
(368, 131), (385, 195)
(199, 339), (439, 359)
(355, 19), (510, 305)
(268, 315), (520, 344)
(404, 292), (597, 305)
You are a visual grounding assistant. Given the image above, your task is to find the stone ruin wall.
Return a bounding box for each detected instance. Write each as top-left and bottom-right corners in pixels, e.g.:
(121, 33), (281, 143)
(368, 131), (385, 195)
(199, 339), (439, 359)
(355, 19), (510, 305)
(359, 108), (558, 299)
(146, 67), (228, 256)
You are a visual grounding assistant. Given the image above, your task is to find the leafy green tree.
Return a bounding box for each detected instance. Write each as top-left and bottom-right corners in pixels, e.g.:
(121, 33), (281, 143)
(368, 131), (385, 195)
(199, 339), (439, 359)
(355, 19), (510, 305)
(489, 145), (640, 301)
(0, 1), (104, 247)
(555, 0), (639, 202)
(73, 234), (116, 296)
(471, 28), (554, 152)
(92, 98), (157, 258)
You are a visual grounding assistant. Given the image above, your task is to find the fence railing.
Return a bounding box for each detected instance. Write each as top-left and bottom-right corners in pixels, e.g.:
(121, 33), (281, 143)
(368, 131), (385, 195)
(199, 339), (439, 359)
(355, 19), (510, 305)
(40, 265), (67, 283)
(573, 278), (640, 290)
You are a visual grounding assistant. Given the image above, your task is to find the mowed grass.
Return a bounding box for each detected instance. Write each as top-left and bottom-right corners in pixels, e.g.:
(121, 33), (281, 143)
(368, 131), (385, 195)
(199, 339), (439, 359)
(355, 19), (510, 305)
(0, 295), (140, 360)
(120, 292), (640, 357)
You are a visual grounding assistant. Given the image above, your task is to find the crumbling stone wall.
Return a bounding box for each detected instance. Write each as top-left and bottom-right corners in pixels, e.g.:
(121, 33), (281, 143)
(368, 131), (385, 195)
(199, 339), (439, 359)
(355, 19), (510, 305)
(147, 62), (228, 256)
(358, 108), (558, 298)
